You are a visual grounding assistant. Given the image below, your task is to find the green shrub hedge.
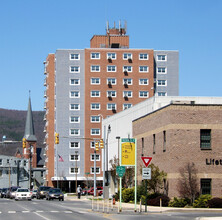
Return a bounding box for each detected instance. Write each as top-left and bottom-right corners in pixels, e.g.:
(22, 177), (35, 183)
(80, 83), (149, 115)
(193, 194), (212, 208)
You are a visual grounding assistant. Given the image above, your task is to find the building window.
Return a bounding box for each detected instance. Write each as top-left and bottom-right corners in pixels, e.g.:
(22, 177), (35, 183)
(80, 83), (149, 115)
(123, 91), (132, 98)
(90, 167), (100, 174)
(123, 66), (132, 72)
(153, 134), (156, 154)
(70, 91), (80, 98)
(201, 179), (211, 195)
(91, 128), (100, 135)
(139, 91), (149, 98)
(107, 65), (116, 72)
(123, 103), (132, 110)
(163, 131), (166, 152)
(158, 92), (166, 96)
(70, 116), (80, 123)
(70, 167), (79, 174)
(139, 66), (149, 73)
(91, 103), (100, 110)
(141, 137), (144, 156)
(91, 141), (95, 148)
(107, 103), (116, 110)
(70, 66), (80, 73)
(70, 142), (79, 148)
(90, 154), (100, 161)
(70, 79), (80, 85)
(91, 90), (100, 97)
(157, 67), (167, 74)
(91, 116), (100, 123)
(70, 129), (80, 136)
(107, 78), (116, 85)
(139, 53), (148, 60)
(107, 53), (116, 60)
(0, 159), (2, 166)
(139, 78), (149, 85)
(200, 129), (211, 149)
(91, 52), (100, 59)
(157, 80), (167, 86)
(91, 65), (100, 72)
(24, 160), (27, 166)
(107, 91), (116, 98)
(91, 78), (100, 85)
(123, 78), (132, 85)
(70, 104), (80, 110)
(157, 55), (167, 61)
(70, 53), (80, 60)
(70, 154), (79, 161)
(123, 53), (132, 60)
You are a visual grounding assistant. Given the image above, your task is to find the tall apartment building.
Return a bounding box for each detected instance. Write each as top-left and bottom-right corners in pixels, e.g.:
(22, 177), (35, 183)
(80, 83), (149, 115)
(43, 24), (179, 190)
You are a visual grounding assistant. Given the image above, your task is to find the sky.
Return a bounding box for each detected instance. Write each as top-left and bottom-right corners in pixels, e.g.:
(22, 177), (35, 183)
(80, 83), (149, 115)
(0, 0), (222, 111)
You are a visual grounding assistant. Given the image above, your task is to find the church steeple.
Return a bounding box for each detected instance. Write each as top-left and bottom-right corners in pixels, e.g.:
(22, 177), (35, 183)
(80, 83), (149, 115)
(23, 95), (37, 141)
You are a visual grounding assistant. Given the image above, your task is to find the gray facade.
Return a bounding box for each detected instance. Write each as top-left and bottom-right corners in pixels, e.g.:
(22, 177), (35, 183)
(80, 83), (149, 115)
(54, 50), (85, 181)
(154, 51), (179, 96)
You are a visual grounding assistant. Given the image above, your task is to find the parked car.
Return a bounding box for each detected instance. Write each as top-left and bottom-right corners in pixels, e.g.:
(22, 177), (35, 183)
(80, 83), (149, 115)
(8, 186), (21, 199)
(36, 186), (51, 199)
(81, 188), (89, 196)
(1, 188), (8, 198)
(87, 187), (103, 196)
(15, 188), (32, 201)
(31, 189), (37, 198)
(45, 188), (64, 201)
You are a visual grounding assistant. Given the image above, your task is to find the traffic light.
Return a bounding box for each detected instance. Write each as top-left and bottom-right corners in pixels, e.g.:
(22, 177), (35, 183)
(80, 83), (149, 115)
(95, 142), (99, 151)
(100, 139), (104, 148)
(22, 138), (26, 148)
(55, 133), (59, 144)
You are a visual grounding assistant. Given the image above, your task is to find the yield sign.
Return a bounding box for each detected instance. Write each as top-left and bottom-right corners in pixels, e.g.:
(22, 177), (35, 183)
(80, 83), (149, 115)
(141, 156), (152, 167)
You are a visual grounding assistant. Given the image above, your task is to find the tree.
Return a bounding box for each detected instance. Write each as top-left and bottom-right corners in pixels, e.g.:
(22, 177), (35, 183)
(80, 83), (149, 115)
(177, 162), (199, 204)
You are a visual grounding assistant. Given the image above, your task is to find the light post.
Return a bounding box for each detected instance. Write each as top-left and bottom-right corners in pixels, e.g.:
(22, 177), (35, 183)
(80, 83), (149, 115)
(93, 148), (97, 197)
(116, 136), (120, 191)
(75, 150), (78, 194)
(105, 125), (111, 186)
(30, 145), (33, 189)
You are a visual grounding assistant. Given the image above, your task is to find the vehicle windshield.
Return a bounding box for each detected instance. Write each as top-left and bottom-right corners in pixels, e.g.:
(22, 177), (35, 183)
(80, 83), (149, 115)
(17, 189), (29, 192)
(40, 187), (51, 191)
(50, 189), (61, 193)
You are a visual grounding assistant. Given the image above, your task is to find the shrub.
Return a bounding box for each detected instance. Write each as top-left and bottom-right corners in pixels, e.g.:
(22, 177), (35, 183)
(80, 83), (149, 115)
(193, 194), (212, 208)
(169, 197), (190, 207)
(122, 188), (134, 203)
(147, 195), (170, 207)
(208, 197), (222, 208)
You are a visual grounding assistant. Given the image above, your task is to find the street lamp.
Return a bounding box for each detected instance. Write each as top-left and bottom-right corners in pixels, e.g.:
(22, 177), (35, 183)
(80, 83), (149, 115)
(75, 151), (78, 194)
(105, 125), (111, 186)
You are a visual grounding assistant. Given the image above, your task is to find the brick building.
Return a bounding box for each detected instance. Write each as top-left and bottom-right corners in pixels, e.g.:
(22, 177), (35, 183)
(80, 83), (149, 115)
(43, 23), (179, 190)
(133, 102), (222, 198)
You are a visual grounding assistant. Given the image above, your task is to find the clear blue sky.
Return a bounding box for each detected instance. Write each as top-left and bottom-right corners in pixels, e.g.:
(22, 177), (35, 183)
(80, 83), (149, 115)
(0, 0), (221, 110)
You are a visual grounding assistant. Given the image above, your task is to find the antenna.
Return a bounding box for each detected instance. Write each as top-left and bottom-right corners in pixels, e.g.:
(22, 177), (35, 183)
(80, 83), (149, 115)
(119, 20), (121, 33)
(125, 20), (127, 34)
(106, 21), (109, 33)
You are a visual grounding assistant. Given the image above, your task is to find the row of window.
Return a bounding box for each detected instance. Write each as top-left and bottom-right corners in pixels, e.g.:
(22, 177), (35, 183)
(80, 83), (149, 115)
(69, 128), (101, 136)
(66, 154), (100, 161)
(0, 159), (27, 166)
(70, 167), (100, 174)
(64, 141), (105, 149)
(70, 53), (167, 61)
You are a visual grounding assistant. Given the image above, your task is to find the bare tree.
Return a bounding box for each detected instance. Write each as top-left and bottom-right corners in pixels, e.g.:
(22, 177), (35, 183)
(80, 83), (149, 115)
(177, 162), (199, 203)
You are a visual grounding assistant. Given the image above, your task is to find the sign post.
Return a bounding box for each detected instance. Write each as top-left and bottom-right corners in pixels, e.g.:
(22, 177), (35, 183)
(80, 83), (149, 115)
(141, 156), (152, 212)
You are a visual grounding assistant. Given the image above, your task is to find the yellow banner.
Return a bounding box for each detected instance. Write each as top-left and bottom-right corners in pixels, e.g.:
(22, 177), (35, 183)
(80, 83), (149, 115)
(121, 142), (135, 166)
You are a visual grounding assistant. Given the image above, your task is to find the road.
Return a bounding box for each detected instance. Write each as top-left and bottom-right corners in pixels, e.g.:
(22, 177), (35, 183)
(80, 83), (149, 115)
(1, 197), (222, 220)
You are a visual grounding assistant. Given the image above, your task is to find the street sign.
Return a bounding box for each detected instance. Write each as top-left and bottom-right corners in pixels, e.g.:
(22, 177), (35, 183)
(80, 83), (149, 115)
(121, 138), (136, 166)
(142, 168), (151, 179)
(116, 166), (126, 177)
(141, 156), (152, 167)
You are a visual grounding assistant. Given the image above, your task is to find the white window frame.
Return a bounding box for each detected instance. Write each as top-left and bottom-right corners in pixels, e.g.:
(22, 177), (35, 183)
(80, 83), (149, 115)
(107, 53), (116, 60)
(91, 90), (100, 97)
(70, 129), (80, 136)
(0, 159), (2, 166)
(91, 78), (100, 85)
(91, 65), (100, 72)
(139, 91), (149, 98)
(91, 52), (100, 59)
(157, 55), (167, 61)
(107, 78), (116, 85)
(70, 167), (80, 174)
(107, 65), (116, 72)
(70, 116), (80, 123)
(90, 141), (95, 148)
(70, 53), (80, 60)
(139, 66), (149, 73)
(91, 116), (100, 123)
(107, 91), (116, 98)
(70, 91), (80, 98)
(123, 103), (132, 110)
(70, 79), (80, 85)
(107, 103), (116, 110)
(123, 53), (132, 60)
(157, 67), (167, 74)
(70, 154), (80, 161)
(70, 142), (80, 148)
(123, 91), (132, 98)
(158, 92), (167, 96)
(91, 103), (100, 110)
(123, 66), (132, 72)
(139, 53), (149, 60)
(70, 104), (80, 110)
(90, 154), (100, 161)
(157, 80), (167, 86)
(70, 66), (80, 73)
(123, 78), (132, 85)
(139, 78), (149, 85)
(91, 128), (100, 135)
(90, 167), (100, 174)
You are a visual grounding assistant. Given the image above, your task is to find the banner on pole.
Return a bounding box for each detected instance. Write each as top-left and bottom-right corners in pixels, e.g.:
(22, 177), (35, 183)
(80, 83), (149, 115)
(121, 138), (135, 166)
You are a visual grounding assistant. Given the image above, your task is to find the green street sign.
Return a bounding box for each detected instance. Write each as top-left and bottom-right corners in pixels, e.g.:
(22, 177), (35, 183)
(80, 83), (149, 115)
(116, 166), (126, 177)
(85, 172), (90, 175)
